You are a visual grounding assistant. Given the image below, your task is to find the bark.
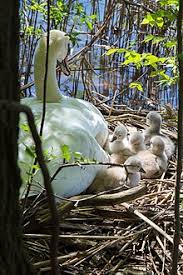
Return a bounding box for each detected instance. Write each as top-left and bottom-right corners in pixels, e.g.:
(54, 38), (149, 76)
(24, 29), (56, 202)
(0, 1), (35, 274)
(171, 0), (183, 274)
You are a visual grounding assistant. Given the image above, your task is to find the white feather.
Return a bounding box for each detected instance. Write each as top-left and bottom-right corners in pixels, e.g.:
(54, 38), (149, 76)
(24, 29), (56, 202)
(19, 30), (109, 198)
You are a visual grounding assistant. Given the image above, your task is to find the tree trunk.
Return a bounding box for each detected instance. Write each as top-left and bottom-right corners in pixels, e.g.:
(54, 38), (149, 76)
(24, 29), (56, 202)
(0, 1), (34, 274)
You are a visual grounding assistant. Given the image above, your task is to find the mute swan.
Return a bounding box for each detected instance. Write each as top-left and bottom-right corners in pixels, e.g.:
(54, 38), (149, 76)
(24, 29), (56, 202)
(110, 148), (133, 164)
(86, 156), (144, 194)
(129, 132), (146, 154)
(136, 136), (168, 179)
(21, 30), (108, 147)
(108, 124), (129, 154)
(144, 111), (175, 159)
(108, 124), (132, 164)
(19, 30), (109, 198)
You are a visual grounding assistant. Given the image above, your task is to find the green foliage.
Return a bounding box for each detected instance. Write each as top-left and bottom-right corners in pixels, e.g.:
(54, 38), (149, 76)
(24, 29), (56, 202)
(141, 13), (164, 28)
(158, 0), (179, 8)
(106, 46), (177, 87)
(105, 0), (178, 89)
(24, 144), (36, 158)
(141, 2), (177, 28)
(20, 123), (30, 132)
(60, 144), (97, 163)
(61, 144), (72, 161)
(129, 82), (143, 92)
(21, 0), (97, 46)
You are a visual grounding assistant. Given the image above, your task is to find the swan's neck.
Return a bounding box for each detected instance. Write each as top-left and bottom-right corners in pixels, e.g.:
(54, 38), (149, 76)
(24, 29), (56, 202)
(131, 143), (145, 153)
(34, 49), (61, 102)
(148, 124), (161, 134)
(127, 172), (140, 187)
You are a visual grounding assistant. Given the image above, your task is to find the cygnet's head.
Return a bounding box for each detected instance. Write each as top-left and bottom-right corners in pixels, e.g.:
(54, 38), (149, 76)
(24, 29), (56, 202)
(146, 111), (162, 130)
(124, 156), (144, 174)
(111, 124), (127, 142)
(38, 30), (70, 73)
(150, 136), (165, 156)
(129, 132), (145, 152)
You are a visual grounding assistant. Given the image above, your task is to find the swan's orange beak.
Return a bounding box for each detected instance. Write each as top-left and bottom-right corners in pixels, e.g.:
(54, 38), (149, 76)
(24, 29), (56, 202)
(58, 57), (70, 76)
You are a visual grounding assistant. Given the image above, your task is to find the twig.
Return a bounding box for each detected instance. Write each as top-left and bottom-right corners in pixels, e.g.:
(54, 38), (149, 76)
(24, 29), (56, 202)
(122, 202), (183, 254)
(32, 252), (78, 269)
(0, 101), (59, 275)
(50, 161), (125, 183)
(36, 185), (146, 224)
(171, 0), (183, 273)
(67, 0), (118, 63)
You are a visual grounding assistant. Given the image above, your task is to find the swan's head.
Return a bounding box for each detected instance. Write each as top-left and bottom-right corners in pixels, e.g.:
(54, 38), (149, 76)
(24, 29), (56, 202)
(146, 111), (162, 130)
(150, 136), (165, 156)
(129, 132), (145, 151)
(124, 156), (145, 174)
(39, 30), (70, 75)
(111, 124), (127, 142)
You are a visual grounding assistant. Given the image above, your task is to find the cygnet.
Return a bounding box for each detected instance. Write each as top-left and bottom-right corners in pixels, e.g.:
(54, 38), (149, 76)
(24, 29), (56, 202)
(129, 131), (146, 154)
(137, 135), (168, 179)
(86, 156), (144, 194)
(144, 111), (175, 159)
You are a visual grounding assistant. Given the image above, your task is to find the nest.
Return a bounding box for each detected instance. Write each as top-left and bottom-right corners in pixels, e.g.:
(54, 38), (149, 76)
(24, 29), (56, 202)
(22, 107), (183, 274)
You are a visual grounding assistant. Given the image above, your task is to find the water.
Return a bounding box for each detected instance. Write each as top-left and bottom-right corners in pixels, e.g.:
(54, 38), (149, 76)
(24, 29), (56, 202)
(19, 0), (178, 110)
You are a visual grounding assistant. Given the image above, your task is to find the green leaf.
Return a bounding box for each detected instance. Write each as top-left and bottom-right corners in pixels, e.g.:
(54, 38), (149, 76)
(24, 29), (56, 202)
(129, 82), (143, 92)
(73, 151), (83, 160)
(90, 14), (97, 20)
(117, 48), (126, 53)
(152, 36), (165, 44)
(141, 18), (150, 25)
(25, 145), (35, 158)
(143, 34), (154, 43)
(20, 124), (30, 132)
(156, 17), (164, 28)
(106, 48), (119, 55)
(61, 144), (71, 161)
(158, 57), (167, 63)
(86, 20), (93, 30)
(150, 70), (160, 77)
(144, 54), (159, 66)
(32, 164), (40, 171)
(165, 40), (176, 48)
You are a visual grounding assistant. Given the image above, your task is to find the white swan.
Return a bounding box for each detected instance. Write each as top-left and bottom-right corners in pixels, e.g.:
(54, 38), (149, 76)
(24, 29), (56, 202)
(144, 111), (175, 159)
(19, 30), (109, 198)
(86, 156), (144, 194)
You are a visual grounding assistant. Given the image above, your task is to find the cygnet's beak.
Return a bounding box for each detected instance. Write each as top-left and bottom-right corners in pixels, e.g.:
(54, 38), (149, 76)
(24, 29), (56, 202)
(58, 57), (70, 76)
(111, 135), (117, 142)
(140, 167), (146, 173)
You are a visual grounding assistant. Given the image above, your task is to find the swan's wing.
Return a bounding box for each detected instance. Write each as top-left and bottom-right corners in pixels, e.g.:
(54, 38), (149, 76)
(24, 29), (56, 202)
(21, 97), (109, 148)
(137, 151), (161, 179)
(61, 97), (109, 147)
(19, 108), (110, 198)
(160, 135), (175, 159)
